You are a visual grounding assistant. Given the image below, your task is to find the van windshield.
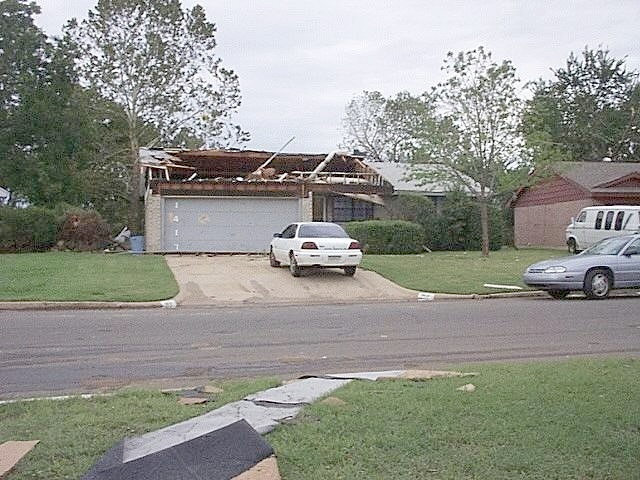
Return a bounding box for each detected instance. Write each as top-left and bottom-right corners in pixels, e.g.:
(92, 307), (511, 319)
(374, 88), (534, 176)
(582, 236), (632, 255)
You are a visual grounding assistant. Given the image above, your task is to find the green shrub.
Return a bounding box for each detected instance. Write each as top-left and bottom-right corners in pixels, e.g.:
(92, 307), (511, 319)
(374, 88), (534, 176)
(387, 192), (504, 251)
(434, 191), (503, 251)
(385, 194), (441, 245)
(344, 220), (425, 254)
(0, 206), (60, 252)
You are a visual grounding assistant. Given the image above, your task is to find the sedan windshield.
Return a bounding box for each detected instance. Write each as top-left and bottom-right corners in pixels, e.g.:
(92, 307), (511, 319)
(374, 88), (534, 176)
(582, 236), (632, 255)
(298, 223), (349, 238)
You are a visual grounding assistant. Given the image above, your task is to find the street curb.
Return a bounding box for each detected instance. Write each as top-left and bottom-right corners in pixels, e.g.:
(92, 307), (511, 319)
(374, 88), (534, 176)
(0, 299), (176, 310)
(0, 291), (548, 310)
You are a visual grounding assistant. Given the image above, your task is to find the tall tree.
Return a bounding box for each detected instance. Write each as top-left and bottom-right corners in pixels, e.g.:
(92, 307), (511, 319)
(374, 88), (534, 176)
(67, 0), (247, 231)
(413, 47), (523, 256)
(522, 47), (640, 163)
(341, 90), (434, 162)
(0, 0), (49, 200)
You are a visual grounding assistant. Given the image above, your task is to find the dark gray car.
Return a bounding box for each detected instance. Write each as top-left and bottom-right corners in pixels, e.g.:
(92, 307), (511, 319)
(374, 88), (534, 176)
(523, 233), (640, 299)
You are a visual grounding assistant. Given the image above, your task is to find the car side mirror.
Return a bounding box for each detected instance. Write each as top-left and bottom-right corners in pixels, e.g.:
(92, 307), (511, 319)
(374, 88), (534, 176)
(273, 233), (282, 238)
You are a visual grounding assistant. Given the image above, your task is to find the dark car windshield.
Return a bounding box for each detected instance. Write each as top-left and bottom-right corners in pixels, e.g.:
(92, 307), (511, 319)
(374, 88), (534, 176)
(582, 236), (633, 255)
(298, 223), (349, 238)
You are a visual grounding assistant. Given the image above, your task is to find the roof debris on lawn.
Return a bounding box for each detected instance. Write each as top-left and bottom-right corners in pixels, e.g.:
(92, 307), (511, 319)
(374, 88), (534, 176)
(82, 420), (276, 480)
(0, 440), (39, 478)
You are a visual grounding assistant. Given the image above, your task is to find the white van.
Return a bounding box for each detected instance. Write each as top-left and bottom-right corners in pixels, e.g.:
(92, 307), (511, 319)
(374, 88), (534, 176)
(566, 205), (640, 253)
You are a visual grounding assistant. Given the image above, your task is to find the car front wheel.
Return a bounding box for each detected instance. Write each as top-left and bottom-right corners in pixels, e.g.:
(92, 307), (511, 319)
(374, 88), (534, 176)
(567, 238), (578, 254)
(289, 253), (301, 277)
(343, 266), (356, 276)
(583, 269), (611, 299)
(548, 290), (569, 299)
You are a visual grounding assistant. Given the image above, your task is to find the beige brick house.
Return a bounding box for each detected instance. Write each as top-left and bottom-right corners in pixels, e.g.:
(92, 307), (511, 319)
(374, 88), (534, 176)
(512, 161), (640, 249)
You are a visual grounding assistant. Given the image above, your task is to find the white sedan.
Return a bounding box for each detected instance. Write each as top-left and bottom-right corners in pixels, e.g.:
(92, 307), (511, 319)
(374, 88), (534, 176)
(269, 222), (363, 277)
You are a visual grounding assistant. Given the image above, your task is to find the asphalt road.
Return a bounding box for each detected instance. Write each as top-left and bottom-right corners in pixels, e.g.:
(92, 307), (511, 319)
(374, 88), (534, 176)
(1, 296), (639, 399)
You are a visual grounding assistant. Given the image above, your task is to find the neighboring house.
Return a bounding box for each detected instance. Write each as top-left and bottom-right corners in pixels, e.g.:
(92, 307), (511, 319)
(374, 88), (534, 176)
(141, 148), (392, 252)
(368, 161), (481, 209)
(512, 161), (640, 248)
(0, 186), (9, 205)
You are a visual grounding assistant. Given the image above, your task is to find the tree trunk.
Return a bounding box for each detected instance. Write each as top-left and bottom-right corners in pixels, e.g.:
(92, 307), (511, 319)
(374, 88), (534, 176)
(127, 130), (143, 234)
(480, 199), (490, 257)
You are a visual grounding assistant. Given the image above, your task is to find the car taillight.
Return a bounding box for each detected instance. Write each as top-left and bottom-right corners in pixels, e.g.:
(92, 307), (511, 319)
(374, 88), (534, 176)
(301, 242), (318, 249)
(349, 241), (361, 250)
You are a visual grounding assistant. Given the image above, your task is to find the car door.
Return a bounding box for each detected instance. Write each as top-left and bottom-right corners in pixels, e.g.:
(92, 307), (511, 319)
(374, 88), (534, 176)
(614, 239), (640, 287)
(272, 224), (297, 262)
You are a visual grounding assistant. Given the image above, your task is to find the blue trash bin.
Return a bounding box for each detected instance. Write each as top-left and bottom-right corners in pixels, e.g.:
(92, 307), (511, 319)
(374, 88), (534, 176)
(130, 235), (145, 253)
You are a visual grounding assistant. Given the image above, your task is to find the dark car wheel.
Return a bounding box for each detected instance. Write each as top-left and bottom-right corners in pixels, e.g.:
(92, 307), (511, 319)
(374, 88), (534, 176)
(269, 248), (280, 267)
(344, 266), (356, 276)
(289, 253), (301, 277)
(567, 238), (578, 254)
(583, 269), (611, 299)
(548, 290), (570, 299)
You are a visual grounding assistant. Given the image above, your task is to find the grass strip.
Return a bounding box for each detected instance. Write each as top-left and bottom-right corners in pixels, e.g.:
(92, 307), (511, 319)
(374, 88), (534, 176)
(0, 252), (178, 301)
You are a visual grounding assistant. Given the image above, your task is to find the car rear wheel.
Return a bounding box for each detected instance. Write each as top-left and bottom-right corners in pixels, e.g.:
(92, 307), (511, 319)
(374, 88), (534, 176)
(289, 253), (301, 277)
(548, 290), (569, 299)
(344, 266), (356, 276)
(583, 269), (611, 299)
(269, 248), (280, 267)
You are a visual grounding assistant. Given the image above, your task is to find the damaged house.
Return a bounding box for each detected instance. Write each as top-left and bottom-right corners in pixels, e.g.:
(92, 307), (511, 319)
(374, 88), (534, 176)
(141, 148), (392, 252)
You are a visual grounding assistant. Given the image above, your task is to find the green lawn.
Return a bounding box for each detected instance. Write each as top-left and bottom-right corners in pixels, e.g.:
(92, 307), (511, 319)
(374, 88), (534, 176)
(268, 359), (640, 479)
(361, 248), (566, 294)
(2, 360), (637, 479)
(0, 252), (178, 302)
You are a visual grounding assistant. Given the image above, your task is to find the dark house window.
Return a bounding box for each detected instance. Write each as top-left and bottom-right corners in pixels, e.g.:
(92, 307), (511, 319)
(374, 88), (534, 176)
(332, 196), (373, 222)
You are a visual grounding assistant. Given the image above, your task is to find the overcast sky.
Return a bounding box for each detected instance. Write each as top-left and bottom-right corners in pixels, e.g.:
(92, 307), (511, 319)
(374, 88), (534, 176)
(33, 1), (640, 153)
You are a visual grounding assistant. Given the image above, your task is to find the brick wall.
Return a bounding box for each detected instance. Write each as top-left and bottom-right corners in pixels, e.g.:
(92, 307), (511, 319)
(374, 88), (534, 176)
(144, 193), (162, 252)
(514, 199), (594, 248)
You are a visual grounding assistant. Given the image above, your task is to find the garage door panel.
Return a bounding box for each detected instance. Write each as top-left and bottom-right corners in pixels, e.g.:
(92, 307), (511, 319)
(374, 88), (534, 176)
(162, 197), (300, 252)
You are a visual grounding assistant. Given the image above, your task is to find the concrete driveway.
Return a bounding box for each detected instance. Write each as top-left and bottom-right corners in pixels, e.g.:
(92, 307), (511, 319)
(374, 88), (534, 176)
(165, 254), (417, 306)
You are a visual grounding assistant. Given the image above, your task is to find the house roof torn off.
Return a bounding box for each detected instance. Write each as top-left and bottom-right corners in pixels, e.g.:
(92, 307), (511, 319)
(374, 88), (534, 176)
(139, 148), (393, 200)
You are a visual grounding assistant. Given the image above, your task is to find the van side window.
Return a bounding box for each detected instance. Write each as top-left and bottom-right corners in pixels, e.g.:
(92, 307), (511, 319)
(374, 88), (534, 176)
(614, 211), (625, 230)
(595, 211), (604, 229)
(604, 211), (614, 230)
(576, 211), (587, 223)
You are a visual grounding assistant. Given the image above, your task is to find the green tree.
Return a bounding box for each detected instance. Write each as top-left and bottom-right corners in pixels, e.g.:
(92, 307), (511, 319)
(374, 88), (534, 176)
(413, 47), (522, 256)
(341, 90), (434, 162)
(0, 0), (50, 201)
(522, 47), (640, 163)
(67, 0), (247, 232)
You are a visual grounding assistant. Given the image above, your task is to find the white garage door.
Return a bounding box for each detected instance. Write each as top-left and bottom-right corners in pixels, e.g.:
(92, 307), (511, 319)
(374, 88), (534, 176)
(162, 197), (300, 252)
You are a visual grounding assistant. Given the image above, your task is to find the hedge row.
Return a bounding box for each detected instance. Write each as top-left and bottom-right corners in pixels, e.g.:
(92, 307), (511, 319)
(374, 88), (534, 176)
(0, 206), (111, 253)
(0, 206), (60, 252)
(344, 220), (425, 254)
